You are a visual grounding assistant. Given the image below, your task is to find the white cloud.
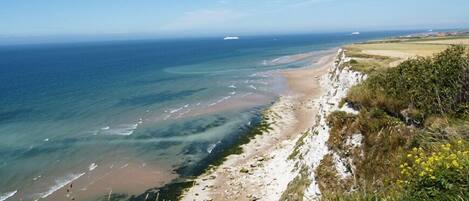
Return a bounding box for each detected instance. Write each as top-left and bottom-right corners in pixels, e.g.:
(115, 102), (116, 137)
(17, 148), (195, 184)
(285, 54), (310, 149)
(161, 9), (245, 31)
(284, 0), (334, 7)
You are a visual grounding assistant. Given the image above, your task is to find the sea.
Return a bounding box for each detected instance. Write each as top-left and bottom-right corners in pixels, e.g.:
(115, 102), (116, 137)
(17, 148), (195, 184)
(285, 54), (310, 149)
(0, 31), (417, 201)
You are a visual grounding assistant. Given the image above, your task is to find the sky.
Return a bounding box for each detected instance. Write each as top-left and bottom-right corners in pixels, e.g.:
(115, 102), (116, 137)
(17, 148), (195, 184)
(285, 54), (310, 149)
(1, 0), (469, 41)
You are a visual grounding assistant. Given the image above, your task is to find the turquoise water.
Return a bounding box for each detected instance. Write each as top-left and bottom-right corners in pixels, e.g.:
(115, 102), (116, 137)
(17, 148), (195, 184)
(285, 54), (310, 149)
(0, 31), (417, 200)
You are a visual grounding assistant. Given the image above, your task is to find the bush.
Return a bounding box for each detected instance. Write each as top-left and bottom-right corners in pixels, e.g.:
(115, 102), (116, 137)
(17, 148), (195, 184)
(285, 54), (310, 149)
(381, 45), (469, 118)
(347, 45), (469, 121)
(398, 141), (469, 200)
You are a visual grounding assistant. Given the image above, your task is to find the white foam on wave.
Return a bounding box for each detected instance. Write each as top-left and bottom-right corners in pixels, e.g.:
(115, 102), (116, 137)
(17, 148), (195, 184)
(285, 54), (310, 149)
(271, 57), (282, 63)
(0, 190), (17, 201)
(169, 107), (184, 114)
(37, 173), (85, 199)
(230, 91), (236, 95)
(101, 126), (110, 130)
(33, 175), (42, 181)
(208, 95), (232, 106)
(240, 92), (254, 98)
(228, 85), (237, 89)
(88, 163), (98, 171)
(163, 103), (196, 120)
(249, 85), (257, 90)
(103, 124), (138, 136)
(207, 140), (221, 153)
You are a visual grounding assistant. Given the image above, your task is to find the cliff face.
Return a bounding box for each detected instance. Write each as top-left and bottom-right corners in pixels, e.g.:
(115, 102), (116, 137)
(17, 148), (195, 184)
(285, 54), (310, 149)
(283, 49), (366, 200)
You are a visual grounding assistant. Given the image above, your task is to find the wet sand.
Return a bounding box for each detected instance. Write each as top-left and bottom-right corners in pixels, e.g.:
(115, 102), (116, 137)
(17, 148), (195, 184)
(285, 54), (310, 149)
(180, 50), (337, 201)
(41, 161), (176, 201)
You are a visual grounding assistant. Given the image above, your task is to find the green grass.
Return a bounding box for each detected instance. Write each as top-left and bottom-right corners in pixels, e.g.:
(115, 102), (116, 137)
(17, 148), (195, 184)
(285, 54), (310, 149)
(347, 59), (396, 73)
(280, 165), (312, 201)
(289, 130), (312, 160)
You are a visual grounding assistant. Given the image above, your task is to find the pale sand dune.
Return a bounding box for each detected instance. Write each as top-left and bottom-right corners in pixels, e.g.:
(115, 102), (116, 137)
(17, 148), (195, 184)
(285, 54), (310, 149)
(180, 52), (337, 201)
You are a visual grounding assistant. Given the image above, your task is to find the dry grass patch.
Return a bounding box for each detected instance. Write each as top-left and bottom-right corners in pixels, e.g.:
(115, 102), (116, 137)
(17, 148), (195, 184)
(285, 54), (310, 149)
(315, 154), (353, 197)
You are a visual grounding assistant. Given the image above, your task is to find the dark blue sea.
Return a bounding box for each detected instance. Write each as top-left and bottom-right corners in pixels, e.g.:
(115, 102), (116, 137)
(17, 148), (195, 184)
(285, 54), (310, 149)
(0, 31), (417, 200)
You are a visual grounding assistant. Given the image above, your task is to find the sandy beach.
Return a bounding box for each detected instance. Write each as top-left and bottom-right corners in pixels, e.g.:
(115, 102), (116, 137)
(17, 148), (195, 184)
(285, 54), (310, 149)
(180, 50), (337, 201)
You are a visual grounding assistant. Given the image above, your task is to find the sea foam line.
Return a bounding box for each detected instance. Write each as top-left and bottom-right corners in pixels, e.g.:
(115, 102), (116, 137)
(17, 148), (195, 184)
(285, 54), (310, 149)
(0, 191), (17, 201)
(103, 124), (138, 136)
(208, 95), (232, 106)
(37, 173), (85, 199)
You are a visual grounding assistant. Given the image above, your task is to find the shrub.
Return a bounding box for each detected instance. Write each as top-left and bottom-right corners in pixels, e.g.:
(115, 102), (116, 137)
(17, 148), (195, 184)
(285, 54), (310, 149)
(398, 141), (469, 200)
(381, 45), (469, 118)
(346, 45), (469, 124)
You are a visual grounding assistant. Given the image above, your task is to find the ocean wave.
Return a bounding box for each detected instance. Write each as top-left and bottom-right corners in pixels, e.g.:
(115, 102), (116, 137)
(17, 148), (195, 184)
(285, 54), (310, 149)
(102, 124), (138, 136)
(37, 173), (85, 199)
(88, 163), (98, 171)
(240, 92), (254, 98)
(169, 107), (184, 114)
(33, 175), (42, 181)
(163, 104), (193, 120)
(0, 191), (17, 201)
(207, 140), (221, 153)
(208, 96), (232, 106)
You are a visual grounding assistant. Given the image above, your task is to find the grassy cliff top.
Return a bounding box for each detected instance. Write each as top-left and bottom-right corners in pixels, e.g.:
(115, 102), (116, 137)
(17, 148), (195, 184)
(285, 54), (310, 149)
(343, 35), (469, 73)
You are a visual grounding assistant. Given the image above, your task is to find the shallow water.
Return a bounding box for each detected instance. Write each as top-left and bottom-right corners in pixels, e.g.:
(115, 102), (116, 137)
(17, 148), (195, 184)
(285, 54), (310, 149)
(0, 31), (418, 200)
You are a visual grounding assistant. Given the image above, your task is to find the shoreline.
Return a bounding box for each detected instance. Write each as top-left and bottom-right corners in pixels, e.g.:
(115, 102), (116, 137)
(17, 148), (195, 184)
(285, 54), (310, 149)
(178, 49), (338, 201)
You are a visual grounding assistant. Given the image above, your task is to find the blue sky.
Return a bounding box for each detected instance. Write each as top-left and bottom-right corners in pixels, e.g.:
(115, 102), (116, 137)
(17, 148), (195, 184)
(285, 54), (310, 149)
(1, 0), (468, 38)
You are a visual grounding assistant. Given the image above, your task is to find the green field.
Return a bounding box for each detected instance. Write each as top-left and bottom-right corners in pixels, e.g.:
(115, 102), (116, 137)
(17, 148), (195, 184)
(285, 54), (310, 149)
(343, 36), (469, 73)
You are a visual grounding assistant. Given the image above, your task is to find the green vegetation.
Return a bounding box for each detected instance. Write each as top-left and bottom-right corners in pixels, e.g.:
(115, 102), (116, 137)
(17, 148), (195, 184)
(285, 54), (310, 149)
(280, 165), (312, 201)
(319, 45), (469, 201)
(348, 59), (393, 73)
(347, 45), (469, 119)
(398, 142), (469, 200)
(289, 130), (312, 160)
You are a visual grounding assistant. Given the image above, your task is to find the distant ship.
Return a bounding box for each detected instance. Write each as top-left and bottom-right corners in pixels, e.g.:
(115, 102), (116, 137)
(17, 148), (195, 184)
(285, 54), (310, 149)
(224, 36), (239, 40)
(351, 32), (360, 35)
